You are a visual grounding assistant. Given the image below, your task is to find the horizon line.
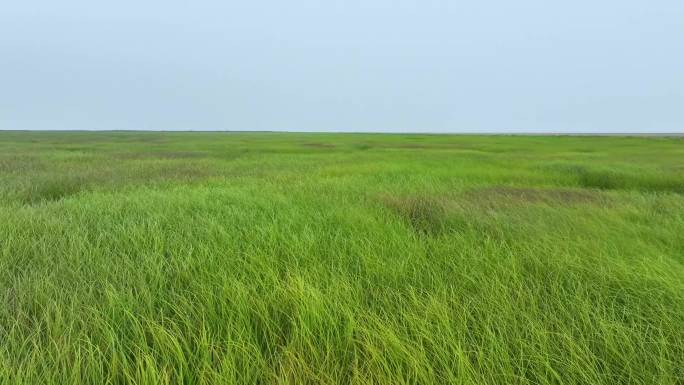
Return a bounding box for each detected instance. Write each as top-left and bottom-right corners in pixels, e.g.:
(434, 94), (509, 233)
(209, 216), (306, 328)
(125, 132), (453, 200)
(1, 129), (683, 137)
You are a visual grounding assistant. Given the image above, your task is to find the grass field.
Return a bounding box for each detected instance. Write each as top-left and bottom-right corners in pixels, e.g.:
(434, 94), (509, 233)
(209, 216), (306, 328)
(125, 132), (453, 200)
(0, 131), (683, 385)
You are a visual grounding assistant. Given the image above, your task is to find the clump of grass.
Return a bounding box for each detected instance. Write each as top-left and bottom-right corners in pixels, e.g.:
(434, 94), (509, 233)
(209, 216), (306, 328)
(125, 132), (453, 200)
(22, 175), (86, 203)
(382, 195), (449, 235)
(547, 163), (684, 193)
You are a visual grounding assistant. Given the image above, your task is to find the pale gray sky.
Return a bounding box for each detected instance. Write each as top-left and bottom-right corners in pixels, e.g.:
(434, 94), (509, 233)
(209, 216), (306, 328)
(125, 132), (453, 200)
(1, 0), (682, 132)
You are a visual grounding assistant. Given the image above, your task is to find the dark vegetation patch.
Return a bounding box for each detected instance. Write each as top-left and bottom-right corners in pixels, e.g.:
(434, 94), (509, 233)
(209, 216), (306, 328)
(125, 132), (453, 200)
(380, 194), (502, 238)
(467, 186), (607, 206)
(116, 151), (209, 160)
(17, 162), (215, 205)
(148, 163), (216, 180)
(381, 195), (450, 235)
(105, 161), (219, 185)
(548, 164), (684, 193)
(371, 143), (430, 149)
(22, 176), (87, 204)
(0, 156), (47, 173)
(101, 134), (170, 144)
(364, 142), (492, 152)
(301, 142), (336, 149)
(351, 142), (463, 150)
(388, 144), (430, 149)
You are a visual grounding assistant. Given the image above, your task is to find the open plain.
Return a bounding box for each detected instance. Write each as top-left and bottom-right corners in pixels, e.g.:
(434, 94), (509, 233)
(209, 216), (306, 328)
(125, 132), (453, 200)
(0, 132), (682, 384)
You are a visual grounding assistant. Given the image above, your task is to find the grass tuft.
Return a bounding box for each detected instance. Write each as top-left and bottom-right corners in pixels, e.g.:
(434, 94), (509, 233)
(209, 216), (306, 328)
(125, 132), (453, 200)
(547, 163), (684, 193)
(22, 175), (86, 203)
(382, 195), (449, 235)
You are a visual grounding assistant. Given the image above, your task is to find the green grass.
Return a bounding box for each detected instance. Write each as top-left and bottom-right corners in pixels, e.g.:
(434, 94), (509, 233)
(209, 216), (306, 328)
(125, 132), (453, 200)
(0, 131), (683, 384)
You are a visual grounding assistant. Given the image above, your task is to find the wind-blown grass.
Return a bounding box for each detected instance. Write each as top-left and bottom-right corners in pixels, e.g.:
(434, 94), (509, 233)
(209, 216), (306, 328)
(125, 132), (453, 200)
(0, 131), (682, 384)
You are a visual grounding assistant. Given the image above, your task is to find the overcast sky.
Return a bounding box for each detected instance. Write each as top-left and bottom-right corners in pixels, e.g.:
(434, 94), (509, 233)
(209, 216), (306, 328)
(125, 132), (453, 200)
(1, 0), (682, 133)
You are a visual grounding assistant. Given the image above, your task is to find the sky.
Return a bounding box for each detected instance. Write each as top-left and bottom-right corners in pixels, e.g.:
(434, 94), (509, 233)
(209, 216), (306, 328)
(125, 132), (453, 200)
(1, 1), (682, 133)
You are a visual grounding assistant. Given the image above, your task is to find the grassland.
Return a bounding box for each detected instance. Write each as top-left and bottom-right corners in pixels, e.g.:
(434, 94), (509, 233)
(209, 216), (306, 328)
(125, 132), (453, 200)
(0, 131), (683, 385)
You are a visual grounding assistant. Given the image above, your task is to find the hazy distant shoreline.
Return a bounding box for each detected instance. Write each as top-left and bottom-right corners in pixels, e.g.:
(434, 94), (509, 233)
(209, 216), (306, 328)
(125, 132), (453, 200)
(1, 130), (682, 137)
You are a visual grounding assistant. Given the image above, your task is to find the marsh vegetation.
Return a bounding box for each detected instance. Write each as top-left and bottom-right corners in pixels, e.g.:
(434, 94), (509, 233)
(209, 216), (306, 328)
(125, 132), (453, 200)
(0, 132), (682, 384)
